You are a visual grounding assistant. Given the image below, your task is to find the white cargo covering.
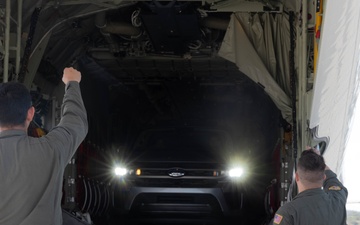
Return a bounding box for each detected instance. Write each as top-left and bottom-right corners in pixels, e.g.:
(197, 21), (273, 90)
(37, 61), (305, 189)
(218, 13), (292, 123)
(310, 1), (360, 174)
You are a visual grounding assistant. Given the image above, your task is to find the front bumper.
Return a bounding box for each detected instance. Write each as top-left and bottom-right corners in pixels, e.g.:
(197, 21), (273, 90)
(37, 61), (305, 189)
(112, 183), (243, 216)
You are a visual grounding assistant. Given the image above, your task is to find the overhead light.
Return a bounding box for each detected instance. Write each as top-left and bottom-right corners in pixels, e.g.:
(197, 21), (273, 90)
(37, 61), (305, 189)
(114, 167), (127, 176)
(229, 167), (244, 178)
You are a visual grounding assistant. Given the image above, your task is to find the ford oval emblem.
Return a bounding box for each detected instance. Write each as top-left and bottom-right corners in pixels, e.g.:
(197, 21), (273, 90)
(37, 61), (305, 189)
(168, 168), (185, 177)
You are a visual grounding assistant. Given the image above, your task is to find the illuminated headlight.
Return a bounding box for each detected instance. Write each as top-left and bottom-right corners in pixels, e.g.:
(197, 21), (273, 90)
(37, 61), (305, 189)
(114, 167), (128, 176)
(228, 167), (244, 178)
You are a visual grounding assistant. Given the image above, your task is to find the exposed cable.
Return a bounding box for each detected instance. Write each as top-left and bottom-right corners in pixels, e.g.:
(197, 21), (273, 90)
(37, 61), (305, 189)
(131, 8), (142, 27)
(197, 8), (208, 18)
(188, 40), (202, 50)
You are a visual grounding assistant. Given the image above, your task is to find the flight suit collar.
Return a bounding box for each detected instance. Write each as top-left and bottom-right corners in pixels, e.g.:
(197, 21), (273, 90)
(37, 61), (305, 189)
(293, 188), (324, 200)
(0, 129), (27, 138)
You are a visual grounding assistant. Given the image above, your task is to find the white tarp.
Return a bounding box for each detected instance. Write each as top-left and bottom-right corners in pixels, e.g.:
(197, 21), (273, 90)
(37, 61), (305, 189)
(310, 1), (360, 174)
(218, 13), (292, 123)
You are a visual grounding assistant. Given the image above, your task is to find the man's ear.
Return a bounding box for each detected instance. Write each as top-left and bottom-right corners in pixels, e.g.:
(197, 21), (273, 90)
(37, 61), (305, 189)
(295, 171), (300, 182)
(323, 174), (326, 181)
(26, 106), (35, 123)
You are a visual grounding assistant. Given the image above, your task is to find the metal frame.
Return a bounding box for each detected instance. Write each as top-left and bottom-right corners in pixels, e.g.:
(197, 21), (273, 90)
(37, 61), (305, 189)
(2, 0), (23, 83)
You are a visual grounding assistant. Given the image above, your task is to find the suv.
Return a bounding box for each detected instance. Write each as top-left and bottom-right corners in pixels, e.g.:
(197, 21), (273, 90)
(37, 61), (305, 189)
(111, 126), (249, 223)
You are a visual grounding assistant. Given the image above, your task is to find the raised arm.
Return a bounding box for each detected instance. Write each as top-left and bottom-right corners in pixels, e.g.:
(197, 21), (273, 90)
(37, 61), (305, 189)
(44, 67), (88, 167)
(308, 146), (347, 199)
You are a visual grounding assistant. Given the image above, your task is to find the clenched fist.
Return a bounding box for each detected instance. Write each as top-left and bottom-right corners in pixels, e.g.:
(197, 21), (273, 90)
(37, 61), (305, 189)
(62, 67), (81, 84)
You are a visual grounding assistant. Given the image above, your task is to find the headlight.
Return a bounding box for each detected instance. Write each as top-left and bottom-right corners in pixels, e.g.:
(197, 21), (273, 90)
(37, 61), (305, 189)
(228, 167), (244, 178)
(114, 167), (127, 176)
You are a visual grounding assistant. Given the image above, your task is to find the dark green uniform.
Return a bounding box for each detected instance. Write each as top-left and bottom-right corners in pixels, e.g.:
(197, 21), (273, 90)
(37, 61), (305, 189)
(273, 170), (347, 225)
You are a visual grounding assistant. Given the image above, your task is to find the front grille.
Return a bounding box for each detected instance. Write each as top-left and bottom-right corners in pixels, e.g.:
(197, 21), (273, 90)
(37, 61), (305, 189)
(140, 168), (216, 177)
(134, 178), (219, 187)
(126, 163), (228, 188)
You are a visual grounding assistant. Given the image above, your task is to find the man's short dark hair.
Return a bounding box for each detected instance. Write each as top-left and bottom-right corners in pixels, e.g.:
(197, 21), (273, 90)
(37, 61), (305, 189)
(297, 150), (326, 183)
(0, 82), (32, 127)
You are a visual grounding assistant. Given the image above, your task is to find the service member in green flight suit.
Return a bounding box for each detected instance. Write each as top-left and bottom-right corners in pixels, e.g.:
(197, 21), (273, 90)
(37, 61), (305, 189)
(273, 148), (347, 225)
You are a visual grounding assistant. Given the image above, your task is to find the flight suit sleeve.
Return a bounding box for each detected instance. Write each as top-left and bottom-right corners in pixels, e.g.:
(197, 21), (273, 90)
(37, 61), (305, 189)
(43, 81), (88, 167)
(323, 170), (348, 203)
(273, 205), (294, 225)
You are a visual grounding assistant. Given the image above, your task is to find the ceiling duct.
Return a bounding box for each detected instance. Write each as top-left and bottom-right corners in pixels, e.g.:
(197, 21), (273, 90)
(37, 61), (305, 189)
(95, 12), (141, 37)
(101, 21), (141, 37)
(201, 17), (230, 31)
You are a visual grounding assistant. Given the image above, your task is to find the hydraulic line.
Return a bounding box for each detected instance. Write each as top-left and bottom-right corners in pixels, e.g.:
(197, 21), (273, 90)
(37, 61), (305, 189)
(15, 0), (23, 77)
(29, 2), (136, 59)
(287, 11), (298, 203)
(18, 7), (41, 83)
(289, 11), (297, 168)
(3, 0), (11, 82)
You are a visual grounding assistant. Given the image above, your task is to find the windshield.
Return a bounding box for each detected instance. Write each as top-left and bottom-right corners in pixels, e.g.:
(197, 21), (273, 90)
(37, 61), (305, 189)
(131, 127), (233, 161)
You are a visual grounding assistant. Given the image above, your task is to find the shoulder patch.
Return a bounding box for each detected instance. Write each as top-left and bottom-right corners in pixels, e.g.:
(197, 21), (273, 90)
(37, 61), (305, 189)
(328, 186), (342, 191)
(274, 214), (283, 224)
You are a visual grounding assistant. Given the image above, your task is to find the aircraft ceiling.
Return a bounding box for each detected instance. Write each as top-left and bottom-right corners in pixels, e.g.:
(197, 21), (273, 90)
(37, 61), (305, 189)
(0, 0), (286, 157)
